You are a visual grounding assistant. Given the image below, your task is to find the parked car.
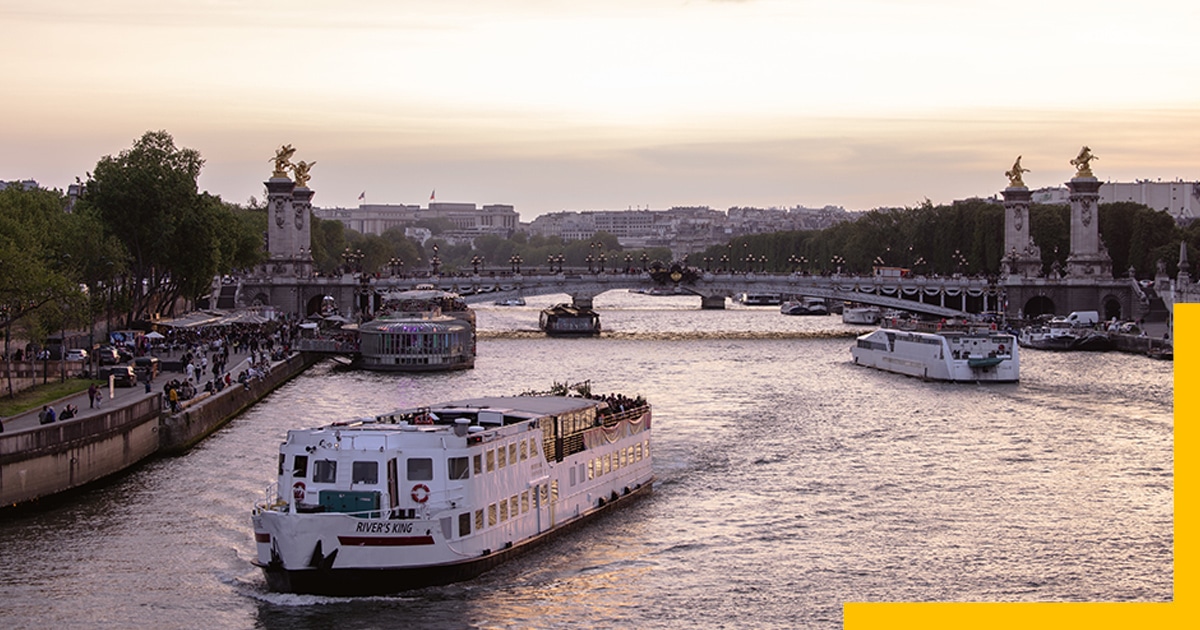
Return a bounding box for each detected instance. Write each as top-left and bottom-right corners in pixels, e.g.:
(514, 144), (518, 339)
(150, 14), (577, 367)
(133, 356), (161, 379)
(65, 349), (88, 361)
(99, 365), (137, 387)
(96, 346), (121, 365)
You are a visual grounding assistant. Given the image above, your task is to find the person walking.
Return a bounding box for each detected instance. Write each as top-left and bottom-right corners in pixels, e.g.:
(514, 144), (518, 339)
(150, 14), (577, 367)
(88, 383), (98, 408)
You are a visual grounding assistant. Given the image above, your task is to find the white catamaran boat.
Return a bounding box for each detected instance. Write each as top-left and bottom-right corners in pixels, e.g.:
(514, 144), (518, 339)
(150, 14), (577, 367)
(850, 328), (1019, 382)
(251, 385), (653, 595)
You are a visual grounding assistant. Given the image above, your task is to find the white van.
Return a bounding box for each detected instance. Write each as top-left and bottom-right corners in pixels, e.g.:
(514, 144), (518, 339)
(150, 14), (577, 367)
(1052, 310), (1099, 327)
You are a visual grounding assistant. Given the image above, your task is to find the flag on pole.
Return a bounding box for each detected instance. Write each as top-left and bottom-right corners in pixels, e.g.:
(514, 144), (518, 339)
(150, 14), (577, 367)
(358, 191), (365, 201)
(430, 189), (436, 201)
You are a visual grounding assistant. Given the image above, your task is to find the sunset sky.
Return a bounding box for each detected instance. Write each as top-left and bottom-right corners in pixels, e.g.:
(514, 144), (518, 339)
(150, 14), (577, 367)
(3, 0), (1199, 219)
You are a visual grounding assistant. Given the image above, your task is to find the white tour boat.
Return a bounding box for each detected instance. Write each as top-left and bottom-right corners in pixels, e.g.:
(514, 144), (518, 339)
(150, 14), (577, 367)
(841, 305), (882, 325)
(850, 328), (1019, 382)
(780, 296), (828, 316)
(251, 384), (653, 595)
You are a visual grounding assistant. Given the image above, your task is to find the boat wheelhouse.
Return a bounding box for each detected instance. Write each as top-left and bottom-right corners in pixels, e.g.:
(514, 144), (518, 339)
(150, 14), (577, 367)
(850, 328), (1019, 382)
(251, 386), (653, 595)
(539, 303), (600, 337)
(356, 289), (476, 371)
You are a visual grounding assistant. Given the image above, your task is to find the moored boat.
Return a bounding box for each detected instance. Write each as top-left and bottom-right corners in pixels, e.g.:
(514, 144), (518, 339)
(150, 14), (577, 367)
(250, 384), (653, 595)
(539, 303), (601, 337)
(737, 292), (782, 306)
(355, 289), (476, 371)
(850, 328), (1019, 382)
(780, 296), (828, 316)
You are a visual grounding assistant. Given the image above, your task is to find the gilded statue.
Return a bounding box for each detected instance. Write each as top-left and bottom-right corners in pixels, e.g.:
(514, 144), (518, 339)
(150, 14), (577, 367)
(293, 160), (316, 188)
(1004, 155), (1029, 187)
(1070, 146), (1097, 178)
(270, 144), (296, 179)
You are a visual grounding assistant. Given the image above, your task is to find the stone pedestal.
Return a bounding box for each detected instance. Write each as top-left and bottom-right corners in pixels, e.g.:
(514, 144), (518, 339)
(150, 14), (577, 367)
(1066, 177), (1112, 277)
(291, 187), (315, 277)
(1001, 186), (1042, 277)
(263, 177), (296, 275)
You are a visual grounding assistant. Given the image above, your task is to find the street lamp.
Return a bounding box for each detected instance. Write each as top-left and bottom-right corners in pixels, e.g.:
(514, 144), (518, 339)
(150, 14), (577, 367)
(472, 255), (483, 275)
(831, 255), (845, 275)
(430, 245), (441, 276)
(640, 252), (649, 272)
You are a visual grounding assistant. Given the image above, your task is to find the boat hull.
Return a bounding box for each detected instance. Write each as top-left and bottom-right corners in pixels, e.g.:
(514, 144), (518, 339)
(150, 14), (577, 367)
(254, 481), (653, 595)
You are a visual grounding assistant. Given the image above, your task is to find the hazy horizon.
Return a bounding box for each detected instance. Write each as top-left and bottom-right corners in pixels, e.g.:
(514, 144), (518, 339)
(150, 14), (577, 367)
(3, 1), (1198, 221)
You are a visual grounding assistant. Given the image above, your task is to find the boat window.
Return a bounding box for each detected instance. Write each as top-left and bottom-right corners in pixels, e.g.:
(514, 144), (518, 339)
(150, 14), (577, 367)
(352, 461), (378, 485)
(292, 455), (308, 477)
(499, 499), (508, 522)
(520, 440), (528, 460)
(313, 459), (336, 483)
(510, 495), (518, 518)
(570, 465), (576, 487)
(508, 443), (517, 465)
(551, 480), (558, 502)
(407, 458), (433, 481)
(588, 459), (595, 480)
(486, 449), (495, 472)
(448, 456), (469, 480)
(488, 503), (497, 526)
(473, 454), (482, 476)
(458, 512), (471, 537)
(521, 490), (529, 514)
(474, 509), (484, 531)
(278, 454), (285, 476)
(497, 445), (507, 468)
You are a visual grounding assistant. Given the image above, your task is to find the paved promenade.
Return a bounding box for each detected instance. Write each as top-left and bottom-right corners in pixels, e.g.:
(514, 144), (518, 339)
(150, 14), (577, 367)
(1, 350), (260, 434)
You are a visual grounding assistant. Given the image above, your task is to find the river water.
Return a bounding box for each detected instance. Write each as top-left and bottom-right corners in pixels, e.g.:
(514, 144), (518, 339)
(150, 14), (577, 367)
(0, 292), (1174, 629)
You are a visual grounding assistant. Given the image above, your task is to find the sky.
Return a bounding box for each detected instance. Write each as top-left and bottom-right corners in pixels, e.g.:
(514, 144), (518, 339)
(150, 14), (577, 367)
(3, 0), (1200, 220)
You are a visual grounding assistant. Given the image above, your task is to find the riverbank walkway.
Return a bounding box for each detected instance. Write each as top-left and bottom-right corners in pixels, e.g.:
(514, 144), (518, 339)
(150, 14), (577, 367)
(1, 349), (268, 435)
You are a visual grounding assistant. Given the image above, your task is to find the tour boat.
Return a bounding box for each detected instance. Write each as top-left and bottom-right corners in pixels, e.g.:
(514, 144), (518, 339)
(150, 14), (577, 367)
(841, 305), (882, 325)
(355, 289), (476, 371)
(251, 384), (653, 595)
(850, 328), (1019, 382)
(539, 303), (601, 337)
(737, 292), (782, 306)
(780, 296), (828, 316)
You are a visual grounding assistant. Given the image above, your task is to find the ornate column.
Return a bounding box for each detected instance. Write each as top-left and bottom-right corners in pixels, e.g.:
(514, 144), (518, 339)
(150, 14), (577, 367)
(1001, 156), (1042, 278)
(1064, 146), (1112, 277)
(291, 185), (314, 277)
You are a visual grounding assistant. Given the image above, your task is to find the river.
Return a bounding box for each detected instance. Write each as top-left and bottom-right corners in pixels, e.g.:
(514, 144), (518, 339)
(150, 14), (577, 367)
(0, 291), (1174, 629)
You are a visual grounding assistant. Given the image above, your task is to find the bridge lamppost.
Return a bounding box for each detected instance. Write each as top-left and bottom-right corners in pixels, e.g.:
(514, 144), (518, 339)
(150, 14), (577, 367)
(471, 255), (483, 275)
(703, 256), (712, 272)
(742, 242), (750, 273)
(509, 255), (523, 274)
(430, 244), (441, 276)
(719, 254), (729, 272)
(388, 257), (402, 277)
(624, 253), (633, 273)
(953, 249), (967, 276)
(640, 252), (649, 272)
(586, 254), (594, 273)
(758, 255), (768, 273)
(554, 253), (564, 273)
(831, 255), (845, 275)
(598, 252), (606, 273)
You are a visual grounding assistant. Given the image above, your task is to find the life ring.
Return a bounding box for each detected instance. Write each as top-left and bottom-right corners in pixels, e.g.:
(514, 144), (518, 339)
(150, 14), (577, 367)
(411, 483), (430, 503)
(292, 481), (306, 501)
(999, 344), (1006, 353)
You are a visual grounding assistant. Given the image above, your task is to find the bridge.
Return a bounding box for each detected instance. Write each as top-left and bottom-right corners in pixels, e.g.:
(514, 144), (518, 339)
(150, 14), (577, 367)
(234, 268), (1015, 320)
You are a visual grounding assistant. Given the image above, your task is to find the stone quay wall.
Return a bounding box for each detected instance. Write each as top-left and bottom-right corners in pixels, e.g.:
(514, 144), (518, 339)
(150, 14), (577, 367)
(0, 395), (162, 506)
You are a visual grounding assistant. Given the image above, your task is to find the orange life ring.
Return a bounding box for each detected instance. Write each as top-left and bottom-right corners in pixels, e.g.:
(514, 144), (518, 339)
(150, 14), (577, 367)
(411, 483), (430, 503)
(292, 481), (306, 501)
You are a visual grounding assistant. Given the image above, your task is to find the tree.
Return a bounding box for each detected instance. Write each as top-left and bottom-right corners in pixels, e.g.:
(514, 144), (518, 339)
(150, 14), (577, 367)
(0, 186), (87, 395)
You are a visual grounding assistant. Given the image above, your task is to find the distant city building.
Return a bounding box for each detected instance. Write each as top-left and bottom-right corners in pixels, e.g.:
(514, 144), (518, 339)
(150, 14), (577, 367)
(0, 179), (38, 192)
(525, 204), (853, 258)
(1030, 180), (1200, 218)
(313, 201), (519, 245)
